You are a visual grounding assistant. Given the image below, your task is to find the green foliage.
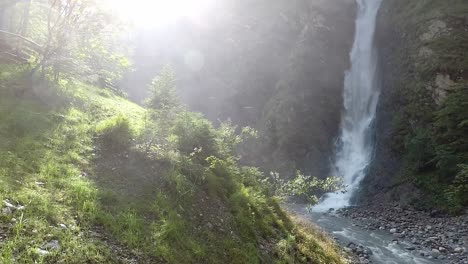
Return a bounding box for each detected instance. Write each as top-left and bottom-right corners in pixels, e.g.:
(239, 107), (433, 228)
(264, 171), (344, 205)
(396, 86), (468, 212)
(146, 67), (180, 112)
(172, 112), (218, 161)
(138, 68), (181, 155)
(217, 120), (258, 158)
(96, 114), (134, 151)
(403, 127), (436, 172)
(434, 86), (468, 179)
(0, 67), (344, 263)
(444, 165), (468, 212)
(4, 0), (130, 88)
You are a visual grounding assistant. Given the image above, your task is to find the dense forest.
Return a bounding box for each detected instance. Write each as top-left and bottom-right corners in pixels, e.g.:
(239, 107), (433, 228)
(0, 0), (467, 263)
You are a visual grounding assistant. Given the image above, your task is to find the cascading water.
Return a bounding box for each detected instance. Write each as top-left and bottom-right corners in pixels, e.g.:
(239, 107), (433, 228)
(314, 0), (382, 211)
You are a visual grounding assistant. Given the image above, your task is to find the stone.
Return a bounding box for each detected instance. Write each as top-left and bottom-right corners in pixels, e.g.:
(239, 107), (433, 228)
(356, 247), (364, 254)
(2, 207), (12, 215)
(432, 73), (455, 105)
(454, 247), (464, 253)
(406, 246), (416, 251)
(35, 181), (45, 186)
(43, 240), (60, 250)
(35, 249), (50, 256)
(390, 228), (397, 233)
(3, 201), (16, 209)
(420, 20), (447, 41)
(431, 248), (440, 258)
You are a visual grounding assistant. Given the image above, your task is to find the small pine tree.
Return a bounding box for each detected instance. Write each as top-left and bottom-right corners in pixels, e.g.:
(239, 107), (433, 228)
(146, 66), (180, 113)
(138, 67), (180, 155)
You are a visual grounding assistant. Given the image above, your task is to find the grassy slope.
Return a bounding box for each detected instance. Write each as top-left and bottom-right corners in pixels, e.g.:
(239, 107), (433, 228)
(0, 65), (344, 263)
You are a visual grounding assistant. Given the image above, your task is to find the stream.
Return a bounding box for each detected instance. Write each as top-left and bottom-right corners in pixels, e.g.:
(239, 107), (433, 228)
(289, 204), (442, 264)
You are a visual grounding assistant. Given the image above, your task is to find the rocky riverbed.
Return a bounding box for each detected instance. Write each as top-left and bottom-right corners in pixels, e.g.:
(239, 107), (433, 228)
(333, 205), (468, 264)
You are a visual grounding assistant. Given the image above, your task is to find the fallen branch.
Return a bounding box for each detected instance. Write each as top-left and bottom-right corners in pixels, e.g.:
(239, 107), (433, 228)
(0, 30), (43, 52)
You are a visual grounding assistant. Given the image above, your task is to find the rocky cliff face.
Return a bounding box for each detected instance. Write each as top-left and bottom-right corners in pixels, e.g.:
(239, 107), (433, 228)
(255, 0), (356, 177)
(359, 0), (468, 210)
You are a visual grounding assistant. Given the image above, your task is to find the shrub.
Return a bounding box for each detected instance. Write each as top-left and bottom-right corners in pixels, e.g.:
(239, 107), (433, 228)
(146, 67), (180, 112)
(172, 112), (218, 162)
(96, 115), (133, 151)
(443, 165), (468, 213)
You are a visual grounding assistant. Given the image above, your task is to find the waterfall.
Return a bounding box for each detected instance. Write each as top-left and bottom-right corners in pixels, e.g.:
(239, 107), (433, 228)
(314, 0), (382, 211)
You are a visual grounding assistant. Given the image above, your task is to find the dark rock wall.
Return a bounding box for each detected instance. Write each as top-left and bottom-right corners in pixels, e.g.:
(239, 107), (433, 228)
(358, 0), (468, 207)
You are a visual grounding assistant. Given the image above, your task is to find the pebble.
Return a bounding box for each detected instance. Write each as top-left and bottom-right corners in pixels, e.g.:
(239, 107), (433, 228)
(35, 249), (50, 256)
(43, 240), (60, 250)
(454, 247), (464, 253)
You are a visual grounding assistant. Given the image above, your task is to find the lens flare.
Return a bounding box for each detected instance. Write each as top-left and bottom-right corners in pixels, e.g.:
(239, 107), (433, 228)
(103, 0), (215, 27)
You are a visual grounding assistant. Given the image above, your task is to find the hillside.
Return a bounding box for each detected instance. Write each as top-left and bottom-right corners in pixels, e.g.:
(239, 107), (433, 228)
(0, 64), (345, 263)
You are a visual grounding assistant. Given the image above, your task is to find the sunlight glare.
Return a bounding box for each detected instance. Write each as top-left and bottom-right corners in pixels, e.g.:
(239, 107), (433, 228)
(104, 0), (215, 27)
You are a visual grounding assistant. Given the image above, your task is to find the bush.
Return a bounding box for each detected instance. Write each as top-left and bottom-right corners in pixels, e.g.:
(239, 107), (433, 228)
(96, 115), (133, 151)
(443, 165), (468, 213)
(146, 67), (180, 112)
(172, 112), (218, 162)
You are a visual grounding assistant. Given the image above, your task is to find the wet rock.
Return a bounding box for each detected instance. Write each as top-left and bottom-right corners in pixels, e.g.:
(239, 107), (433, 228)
(390, 228), (397, 233)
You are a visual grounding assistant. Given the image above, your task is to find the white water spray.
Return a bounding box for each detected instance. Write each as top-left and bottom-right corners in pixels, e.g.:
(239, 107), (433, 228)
(314, 0), (382, 211)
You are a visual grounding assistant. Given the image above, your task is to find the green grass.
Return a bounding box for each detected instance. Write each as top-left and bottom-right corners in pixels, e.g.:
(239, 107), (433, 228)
(0, 65), (345, 263)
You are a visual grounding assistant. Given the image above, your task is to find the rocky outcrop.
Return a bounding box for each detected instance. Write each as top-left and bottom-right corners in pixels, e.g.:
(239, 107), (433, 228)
(358, 0), (468, 208)
(257, 0), (356, 177)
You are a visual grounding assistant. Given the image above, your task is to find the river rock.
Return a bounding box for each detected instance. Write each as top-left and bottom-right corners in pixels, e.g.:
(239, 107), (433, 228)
(454, 247), (464, 253)
(335, 204), (468, 264)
